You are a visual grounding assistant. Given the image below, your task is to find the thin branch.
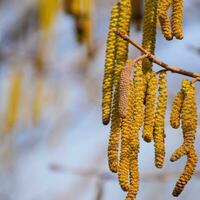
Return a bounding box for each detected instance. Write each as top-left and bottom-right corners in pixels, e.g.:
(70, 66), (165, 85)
(133, 54), (148, 63)
(115, 30), (200, 81)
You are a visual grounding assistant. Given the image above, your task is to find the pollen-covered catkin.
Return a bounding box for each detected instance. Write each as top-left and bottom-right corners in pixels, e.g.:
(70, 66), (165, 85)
(172, 0), (184, 40)
(171, 80), (198, 197)
(142, 0), (158, 70)
(158, 0), (173, 40)
(143, 72), (158, 143)
(118, 82), (134, 191)
(102, 3), (119, 125)
(170, 90), (184, 129)
(113, 0), (132, 88)
(132, 62), (145, 130)
(172, 149), (198, 197)
(124, 62), (144, 199)
(125, 154), (139, 200)
(181, 80), (197, 146)
(118, 60), (134, 118)
(154, 71), (167, 168)
(107, 90), (121, 173)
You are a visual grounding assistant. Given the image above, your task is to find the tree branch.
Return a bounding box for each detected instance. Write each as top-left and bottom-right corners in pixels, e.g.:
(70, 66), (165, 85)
(115, 29), (200, 81)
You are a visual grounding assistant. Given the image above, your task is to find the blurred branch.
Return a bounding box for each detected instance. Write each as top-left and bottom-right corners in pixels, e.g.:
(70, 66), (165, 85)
(115, 30), (200, 81)
(49, 163), (200, 182)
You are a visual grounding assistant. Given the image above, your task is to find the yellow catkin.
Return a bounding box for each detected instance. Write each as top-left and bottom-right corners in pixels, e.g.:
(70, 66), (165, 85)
(132, 62), (145, 131)
(142, 71), (158, 143)
(39, 0), (60, 32)
(171, 80), (198, 197)
(118, 60), (134, 118)
(172, 149), (198, 197)
(125, 154), (139, 200)
(107, 90), (121, 173)
(172, 0), (184, 40)
(102, 3), (120, 125)
(181, 80), (197, 146)
(118, 82), (134, 192)
(158, 0), (173, 40)
(113, 0), (132, 88)
(170, 90), (184, 129)
(4, 71), (22, 133)
(124, 62), (144, 199)
(154, 71), (167, 168)
(142, 0), (158, 71)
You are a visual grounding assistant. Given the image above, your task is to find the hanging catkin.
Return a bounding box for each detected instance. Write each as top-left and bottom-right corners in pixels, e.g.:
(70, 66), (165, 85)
(142, 71), (158, 143)
(171, 80), (198, 197)
(172, 0), (184, 40)
(102, 3), (120, 125)
(125, 62), (144, 200)
(107, 90), (121, 173)
(142, 0), (158, 71)
(158, 0), (173, 40)
(170, 90), (184, 129)
(153, 71), (167, 168)
(118, 60), (134, 118)
(125, 154), (139, 200)
(4, 70), (22, 133)
(118, 81), (134, 191)
(113, 0), (132, 88)
(173, 149), (197, 197)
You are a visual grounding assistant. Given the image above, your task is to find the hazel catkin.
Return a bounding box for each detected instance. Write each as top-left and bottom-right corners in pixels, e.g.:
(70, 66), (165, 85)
(172, 0), (184, 40)
(102, 3), (120, 125)
(172, 148), (198, 197)
(113, 0), (132, 88)
(170, 90), (184, 129)
(142, 0), (158, 70)
(142, 71), (158, 143)
(153, 71), (168, 168)
(124, 62), (144, 199)
(171, 80), (198, 197)
(118, 60), (134, 118)
(125, 154), (139, 200)
(158, 0), (173, 40)
(107, 90), (121, 173)
(181, 80), (197, 145)
(118, 81), (134, 191)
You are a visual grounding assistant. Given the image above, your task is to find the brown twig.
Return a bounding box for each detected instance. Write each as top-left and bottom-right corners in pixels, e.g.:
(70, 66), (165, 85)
(133, 54), (148, 63)
(115, 30), (200, 81)
(156, 69), (168, 75)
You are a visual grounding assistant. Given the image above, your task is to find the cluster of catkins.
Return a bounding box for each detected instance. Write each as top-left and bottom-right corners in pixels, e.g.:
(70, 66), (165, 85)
(102, 0), (198, 199)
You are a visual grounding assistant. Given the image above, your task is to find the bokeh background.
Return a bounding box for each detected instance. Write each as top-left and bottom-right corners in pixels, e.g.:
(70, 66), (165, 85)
(0, 0), (200, 200)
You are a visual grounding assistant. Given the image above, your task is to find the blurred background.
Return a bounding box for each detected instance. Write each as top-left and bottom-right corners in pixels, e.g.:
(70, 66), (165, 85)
(0, 0), (200, 199)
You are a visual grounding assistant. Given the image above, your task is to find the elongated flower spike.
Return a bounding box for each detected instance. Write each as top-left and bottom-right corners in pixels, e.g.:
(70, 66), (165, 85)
(125, 62), (144, 200)
(102, 3), (120, 125)
(107, 89), (121, 173)
(114, 0), (132, 88)
(172, 0), (184, 40)
(154, 71), (168, 168)
(158, 0), (173, 40)
(118, 81), (134, 191)
(170, 90), (184, 129)
(142, 71), (158, 143)
(142, 0), (158, 71)
(171, 80), (198, 197)
(118, 60), (134, 118)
